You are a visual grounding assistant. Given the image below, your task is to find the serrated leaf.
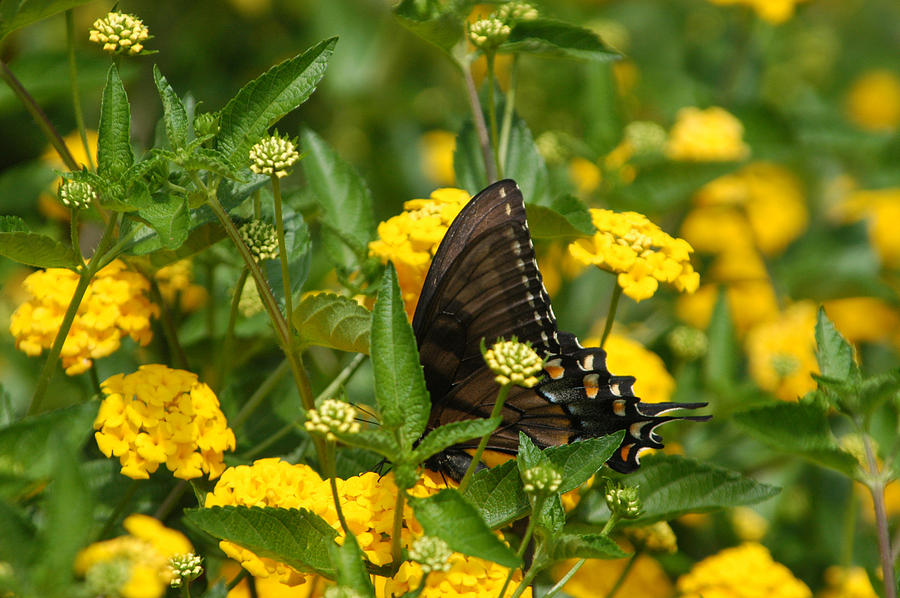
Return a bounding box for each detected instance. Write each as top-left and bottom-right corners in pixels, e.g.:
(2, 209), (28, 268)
(0, 403), (98, 479)
(413, 417), (501, 462)
(408, 490), (521, 569)
(185, 506), (337, 578)
(371, 265), (429, 448)
(393, 0), (466, 57)
(217, 38), (336, 167)
(97, 64), (134, 181)
(179, 148), (240, 179)
(815, 307), (854, 382)
(136, 193), (189, 250)
(0, 0), (92, 41)
(300, 128), (376, 272)
(585, 454), (779, 525)
(263, 208), (311, 310)
(516, 432), (544, 472)
(734, 402), (859, 476)
(547, 433), (624, 495)
(504, 117), (549, 206)
(463, 460), (527, 529)
(0, 229), (78, 268)
(525, 196), (594, 239)
(293, 293), (371, 354)
(153, 65), (189, 149)
(499, 19), (620, 61)
(546, 532), (627, 562)
(454, 121), (488, 195)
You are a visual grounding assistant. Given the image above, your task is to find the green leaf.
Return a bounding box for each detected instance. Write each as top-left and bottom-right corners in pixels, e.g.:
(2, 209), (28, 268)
(393, 0), (466, 57)
(454, 121), (488, 195)
(0, 0), (92, 41)
(293, 293), (371, 354)
(370, 265), (429, 449)
(217, 38), (336, 167)
(504, 117), (549, 206)
(464, 460), (528, 529)
(734, 402), (859, 476)
(0, 501), (35, 576)
(0, 217), (78, 268)
(97, 64), (134, 181)
(546, 532), (627, 562)
(815, 307), (854, 382)
(153, 65), (189, 149)
(328, 533), (375, 597)
(500, 19), (620, 61)
(525, 196), (594, 239)
(136, 193), (189, 250)
(330, 429), (400, 461)
(185, 506), (337, 578)
(0, 402), (98, 480)
(516, 431), (544, 472)
(704, 288), (738, 391)
(547, 433), (624, 495)
(413, 417), (501, 463)
(408, 489), (521, 569)
(300, 128), (376, 272)
(586, 454), (780, 525)
(263, 208), (311, 309)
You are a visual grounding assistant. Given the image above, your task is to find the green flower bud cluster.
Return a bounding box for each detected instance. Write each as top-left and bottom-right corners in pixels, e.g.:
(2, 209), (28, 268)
(667, 325), (709, 361)
(408, 536), (452, 574)
(304, 399), (360, 441)
(468, 18), (511, 51)
(89, 12), (149, 55)
(249, 133), (300, 178)
(194, 112), (220, 138)
(58, 180), (97, 210)
(483, 337), (544, 388)
(604, 480), (642, 519)
(495, 2), (539, 23)
(624, 121), (668, 156)
(168, 553), (203, 588)
(522, 463), (562, 496)
(239, 220), (279, 262)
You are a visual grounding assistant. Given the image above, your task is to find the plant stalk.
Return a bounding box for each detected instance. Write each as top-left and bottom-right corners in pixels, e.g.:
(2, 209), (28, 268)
(863, 434), (896, 598)
(599, 284), (623, 350)
(462, 62), (497, 183)
(458, 383), (511, 493)
(498, 55), (519, 172)
(66, 10), (94, 170)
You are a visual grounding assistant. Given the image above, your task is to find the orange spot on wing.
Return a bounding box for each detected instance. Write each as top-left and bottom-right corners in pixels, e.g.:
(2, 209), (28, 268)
(620, 444), (632, 463)
(583, 374), (599, 398)
(545, 365), (565, 379)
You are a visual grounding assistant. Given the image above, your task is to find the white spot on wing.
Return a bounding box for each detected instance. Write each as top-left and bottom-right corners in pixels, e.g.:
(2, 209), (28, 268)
(583, 354), (594, 370)
(610, 382), (621, 396)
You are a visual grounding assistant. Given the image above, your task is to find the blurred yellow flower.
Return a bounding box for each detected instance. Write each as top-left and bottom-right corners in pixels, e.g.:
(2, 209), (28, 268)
(420, 130), (457, 186)
(845, 69), (900, 131)
(553, 555), (672, 598)
(537, 242), (587, 297)
(676, 281), (779, 335)
(706, 0), (809, 24)
(154, 259), (208, 312)
(569, 157), (602, 194)
(836, 188), (900, 269)
(625, 521), (678, 553)
(824, 297), (900, 345)
(745, 302), (819, 401)
(731, 506), (768, 542)
(74, 514), (192, 598)
(680, 207), (756, 256)
(677, 542), (811, 598)
(568, 209), (700, 302)
(95, 365), (235, 480)
(818, 566), (878, 598)
(368, 188), (471, 316)
(9, 260), (159, 375)
(223, 560), (321, 598)
(666, 106), (749, 162)
(584, 334), (674, 404)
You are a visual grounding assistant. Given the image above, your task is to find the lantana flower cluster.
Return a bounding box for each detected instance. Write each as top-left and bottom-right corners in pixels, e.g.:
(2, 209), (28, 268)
(706, 0), (809, 25)
(666, 106), (750, 162)
(568, 208), (700, 302)
(94, 365), (236, 479)
(9, 260), (159, 375)
(74, 514), (192, 598)
(368, 187), (471, 316)
(88, 12), (150, 55)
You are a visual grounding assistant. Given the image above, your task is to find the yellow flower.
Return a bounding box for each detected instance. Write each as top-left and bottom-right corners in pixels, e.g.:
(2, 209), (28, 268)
(553, 555), (672, 598)
(383, 550), (532, 598)
(845, 69), (900, 132)
(680, 206), (756, 256)
(745, 302), (819, 401)
(368, 188), (471, 316)
(154, 260), (208, 312)
(94, 365), (236, 480)
(819, 566), (878, 598)
(677, 543), (811, 598)
(568, 209), (700, 302)
(223, 560), (319, 597)
(9, 260), (159, 375)
(537, 242), (588, 297)
(420, 130), (457, 186)
(836, 188), (900, 269)
(731, 507), (768, 542)
(206, 459), (448, 586)
(824, 297), (900, 345)
(583, 334), (674, 404)
(569, 157), (602, 194)
(706, 0), (808, 24)
(666, 106), (750, 162)
(74, 514), (192, 598)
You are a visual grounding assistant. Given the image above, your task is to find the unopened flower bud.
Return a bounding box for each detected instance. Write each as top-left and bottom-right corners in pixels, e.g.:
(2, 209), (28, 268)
(239, 220), (279, 262)
(625, 521), (677, 553)
(194, 112), (220, 138)
(494, 2), (539, 23)
(89, 12), (150, 55)
(249, 133), (300, 178)
(624, 121), (668, 156)
(522, 463), (562, 496)
(483, 337), (544, 388)
(408, 536), (452, 574)
(604, 480), (641, 519)
(168, 553), (203, 588)
(667, 325), (708, 361)
(305, 399), (360, 441)
(58, 180), (96, 210)
(469, 18), (511, 51)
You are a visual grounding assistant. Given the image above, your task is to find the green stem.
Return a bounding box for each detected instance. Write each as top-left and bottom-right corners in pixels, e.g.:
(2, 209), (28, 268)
(28, 214), (119, 414)
(462, 61), (497, 183)
(390, 486), (405, 573)
(600, 512), (620, 536)
(70, 209), (84, 265)
(498, 55), (519, 173)
(862, 434), (896, 598)
(509, 560), (540, 598)
(253, 189), (262, 219)
(154, 480), (189, 520)
(545, 559), (586, 598)
(96, 479), (141, 539)
(458, 383), (511, 493)
(146, 275), (189, 370)
(233, 358), (291, 431)
(180, 581), (191, 598)
(599, 284), (623, 350)
(604, 549), (640, 598)
(271, 176), (294, 325)
(498, 499), (541, 598)
(0, 59), (78, 171)
(214, 268), (249, 393)
(225, 569), (248, 591)
(325, 440), (352, 536)
(66, 10), (93, 171)
(485, 52), (502, 179)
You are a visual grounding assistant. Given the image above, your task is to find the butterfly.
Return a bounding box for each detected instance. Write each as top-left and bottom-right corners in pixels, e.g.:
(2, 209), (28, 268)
(412, 179), (709, 479)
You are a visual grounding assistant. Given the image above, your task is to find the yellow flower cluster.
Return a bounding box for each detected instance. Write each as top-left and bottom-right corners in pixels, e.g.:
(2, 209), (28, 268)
(154, 259), (208, 312)
(88, 11), (150, 55)
(745, 301), (819, 401)
(9, 260), (159, 375)
(824, 297), (900, 347)
(834, 187), (900, 269)
(554, 555), (673, 598)
(74, 514), (192, 598)
(666, 107), (750, 162)
(368, 188), (471, 316)
(95, 365), (236, 479)
(568, 209), (700, 302)
(706, 0), (809, 24)
(383, 551), (531, 598)
(585, 334), (674, 404)
(677, 543), (811, 598)
(420, 130), (457, 186)
(818, 566), (878, 598)
(845, 69), (900, 132)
